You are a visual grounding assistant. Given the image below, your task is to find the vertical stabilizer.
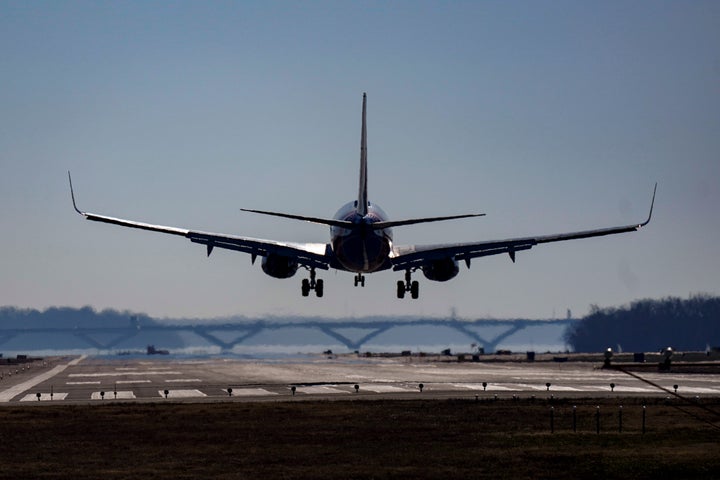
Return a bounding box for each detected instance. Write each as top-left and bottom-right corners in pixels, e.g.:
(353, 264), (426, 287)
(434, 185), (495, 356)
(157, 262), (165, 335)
(357, 93), (368, 217)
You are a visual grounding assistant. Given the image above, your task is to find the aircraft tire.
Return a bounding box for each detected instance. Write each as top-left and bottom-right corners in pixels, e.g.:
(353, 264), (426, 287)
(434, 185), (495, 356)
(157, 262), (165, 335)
(396, 281), (405, 299)
(316, 279), (324, 297)
(301, 279), (310, 297)
(410, 281), (419, 299)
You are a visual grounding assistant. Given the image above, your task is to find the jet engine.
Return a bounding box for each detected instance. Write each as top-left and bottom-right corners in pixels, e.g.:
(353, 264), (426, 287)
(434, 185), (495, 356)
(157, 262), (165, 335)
(421, 257), (459, 282)
(261, 254), (299, 279)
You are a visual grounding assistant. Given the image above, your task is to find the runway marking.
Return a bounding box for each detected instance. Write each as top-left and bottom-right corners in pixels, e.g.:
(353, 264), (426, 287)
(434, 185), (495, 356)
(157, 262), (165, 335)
(69, 371), (183, 377)
(158, 389), (207, 398)
(229, 388), (277, 397)
(453, 383), (514, 391)
(512, 383), (557, 391)
(117, 380), (151, 384)
(362, 385), (415, 393)
(67, 381), (101, 385)
(115, 368), (139, 371)
(544, 386), (583, 392)
(165, 379), (202, 383)
(610, 386), (655, 393)
(92, 391), (136, 400)
(296, 386), (349, 395)
(0, 356), (86, 403)
(673, 387), (720, 394)
(20, 393), (69, 402)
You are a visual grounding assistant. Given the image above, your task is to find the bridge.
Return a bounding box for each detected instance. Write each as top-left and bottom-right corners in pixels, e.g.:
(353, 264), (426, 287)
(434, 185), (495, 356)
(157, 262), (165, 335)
(0, 318), (574, 353)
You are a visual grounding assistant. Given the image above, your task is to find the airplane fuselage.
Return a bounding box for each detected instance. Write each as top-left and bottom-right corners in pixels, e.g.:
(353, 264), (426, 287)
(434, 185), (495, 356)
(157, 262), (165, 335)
(330, 201), (393, 273)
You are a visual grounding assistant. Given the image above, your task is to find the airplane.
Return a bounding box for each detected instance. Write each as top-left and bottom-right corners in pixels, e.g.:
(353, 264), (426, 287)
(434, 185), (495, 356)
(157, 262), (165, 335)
(69, 93), (656, 300)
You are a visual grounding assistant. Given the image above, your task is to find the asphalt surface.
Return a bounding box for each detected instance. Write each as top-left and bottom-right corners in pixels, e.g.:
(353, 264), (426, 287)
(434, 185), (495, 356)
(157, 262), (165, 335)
(2, 354), (720, 404)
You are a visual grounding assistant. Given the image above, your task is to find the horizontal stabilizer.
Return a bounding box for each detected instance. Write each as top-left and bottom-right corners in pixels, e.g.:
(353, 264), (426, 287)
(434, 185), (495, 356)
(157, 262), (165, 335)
(370, 213), (485, 229)
(240, 208), (354, 229)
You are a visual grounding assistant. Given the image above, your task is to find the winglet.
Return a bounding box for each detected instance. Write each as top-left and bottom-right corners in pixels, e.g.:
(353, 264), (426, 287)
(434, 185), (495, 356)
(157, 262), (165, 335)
(357, 92), (368, 217)
(68, 171), (83, 215)
(639, 182), (657, 227)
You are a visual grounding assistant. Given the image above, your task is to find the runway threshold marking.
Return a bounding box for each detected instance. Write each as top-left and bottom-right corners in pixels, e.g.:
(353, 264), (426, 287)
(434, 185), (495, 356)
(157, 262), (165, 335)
(92, 391), (136, 400)
(158, 389), (207, 398)
(610, 386), (655, 393)
(229, 388), (278, 397)
(362, 385), (415, 393)
(296, 386), (349, 395)
(452, 383), (517, 391)
(666, 386), (720, 394)
(20, 393), (69, 402)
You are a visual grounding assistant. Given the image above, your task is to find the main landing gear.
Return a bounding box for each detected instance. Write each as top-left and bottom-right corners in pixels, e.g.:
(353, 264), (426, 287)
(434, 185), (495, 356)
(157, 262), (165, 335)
(301, 268), (323, 297)
(397, 269), (419, 299)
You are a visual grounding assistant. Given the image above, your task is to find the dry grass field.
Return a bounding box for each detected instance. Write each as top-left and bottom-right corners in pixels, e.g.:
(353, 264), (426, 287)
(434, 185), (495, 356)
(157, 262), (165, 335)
(1, 397), (719, 479)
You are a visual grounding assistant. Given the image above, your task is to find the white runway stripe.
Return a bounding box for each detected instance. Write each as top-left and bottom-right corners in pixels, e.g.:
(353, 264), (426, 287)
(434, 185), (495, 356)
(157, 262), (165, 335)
(296, 386), (349, 395)
(673, 386), (720, 394)
(229, 388), (277, 397)
(92, 391), (136, 400)
(158, 389), (206, 398)
(20, 393), (68, 401)
(69, 371), (183, 377)
(362, 385), (415, 393)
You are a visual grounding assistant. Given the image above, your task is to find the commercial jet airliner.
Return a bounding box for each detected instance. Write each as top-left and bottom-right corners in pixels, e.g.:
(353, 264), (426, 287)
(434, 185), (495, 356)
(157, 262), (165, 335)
(69, 93), (656, 299)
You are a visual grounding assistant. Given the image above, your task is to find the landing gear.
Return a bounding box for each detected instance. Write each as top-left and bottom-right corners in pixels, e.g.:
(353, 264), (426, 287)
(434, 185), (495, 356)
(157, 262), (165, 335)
(396, 269), (419, 299)
(354, 273), (365, 287)
(301, 268), (324, 298)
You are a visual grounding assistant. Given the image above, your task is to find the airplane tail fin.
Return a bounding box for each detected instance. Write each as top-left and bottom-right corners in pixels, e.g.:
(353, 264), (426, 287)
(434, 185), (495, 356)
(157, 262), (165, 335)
(240, 93), (484, 229)
(357, 93), (368, 217)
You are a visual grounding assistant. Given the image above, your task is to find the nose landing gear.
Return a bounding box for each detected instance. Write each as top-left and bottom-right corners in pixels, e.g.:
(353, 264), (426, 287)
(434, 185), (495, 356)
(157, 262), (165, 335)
(396, 269), (419, 299)
(301, 268), (324, 297)
(354, 273), (365, 287)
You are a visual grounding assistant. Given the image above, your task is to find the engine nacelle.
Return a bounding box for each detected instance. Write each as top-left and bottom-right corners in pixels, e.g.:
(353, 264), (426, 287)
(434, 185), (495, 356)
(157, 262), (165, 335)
(261, 254), (298, 279)
(421, 257), (459, 282)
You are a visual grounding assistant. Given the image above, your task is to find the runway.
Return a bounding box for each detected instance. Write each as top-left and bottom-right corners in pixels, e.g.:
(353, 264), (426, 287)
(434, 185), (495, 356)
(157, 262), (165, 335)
(2, 354), (720, 404)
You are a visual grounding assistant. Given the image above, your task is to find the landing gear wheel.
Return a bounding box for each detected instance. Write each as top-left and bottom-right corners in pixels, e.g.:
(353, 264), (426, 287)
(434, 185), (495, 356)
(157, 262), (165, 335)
(301, 278), (310, 297)
(396, 269), (419, 299)
(301, 268), (323, 298)
(410, 280), (419, 299)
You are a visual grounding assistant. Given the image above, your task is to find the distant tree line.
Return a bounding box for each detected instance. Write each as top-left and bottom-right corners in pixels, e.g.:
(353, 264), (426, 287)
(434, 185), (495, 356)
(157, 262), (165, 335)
(0, 306), (152, 329)
(564, 295), (720, 353)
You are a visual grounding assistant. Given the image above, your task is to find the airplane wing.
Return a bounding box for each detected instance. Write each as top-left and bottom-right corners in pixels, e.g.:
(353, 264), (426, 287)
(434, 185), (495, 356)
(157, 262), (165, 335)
(68, 173), (330, 270)
(391, 184), (656, 271)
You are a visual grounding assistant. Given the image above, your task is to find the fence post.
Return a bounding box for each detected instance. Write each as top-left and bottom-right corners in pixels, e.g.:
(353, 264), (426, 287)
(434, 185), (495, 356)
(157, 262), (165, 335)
(572, 405), (577, 433)
(642, 405), (646, 434)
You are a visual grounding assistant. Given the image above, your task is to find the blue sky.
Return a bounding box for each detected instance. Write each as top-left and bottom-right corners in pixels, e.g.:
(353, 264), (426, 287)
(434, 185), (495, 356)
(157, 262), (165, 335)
(1, 1), (718, 320)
